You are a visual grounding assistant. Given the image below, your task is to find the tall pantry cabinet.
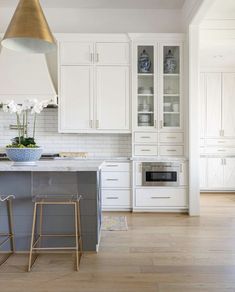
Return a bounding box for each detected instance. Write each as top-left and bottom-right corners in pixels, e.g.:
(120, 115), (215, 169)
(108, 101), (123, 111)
(200, 72), (235, 191)
(58, 35), (130, 133)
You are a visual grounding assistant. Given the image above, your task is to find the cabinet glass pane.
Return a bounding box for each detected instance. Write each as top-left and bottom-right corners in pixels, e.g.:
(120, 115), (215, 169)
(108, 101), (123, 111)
(163, 46), (180, 128)
(137, 46), (154, 127)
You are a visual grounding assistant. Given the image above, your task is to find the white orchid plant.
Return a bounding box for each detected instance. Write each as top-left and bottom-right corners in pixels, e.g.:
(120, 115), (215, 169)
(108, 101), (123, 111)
(2, 99), (50, 148)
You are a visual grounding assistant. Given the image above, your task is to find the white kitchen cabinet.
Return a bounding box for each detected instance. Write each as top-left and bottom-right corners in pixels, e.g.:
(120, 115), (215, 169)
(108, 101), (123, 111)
(59, 66), (93, 132)
(223, 158), (235, 189)
(199, 157), (207, 189)
(206, 73), (222, 138)
(58, 36), (130, 133)
(159, 44), (183, 131)
(96, 66), (129, 130)
(207, 158), (224, 189)
(222, 73), (235, 138)
(96, 42), (129, 65)
(131, 36), (185, 158)
(101, 161), (131, 211)
(60, 42), (93, 65)
(135, 188), (188, 208)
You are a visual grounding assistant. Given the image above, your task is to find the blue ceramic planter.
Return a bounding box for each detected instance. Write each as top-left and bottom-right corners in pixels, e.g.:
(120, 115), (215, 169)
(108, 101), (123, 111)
(5, 147), (43, 165)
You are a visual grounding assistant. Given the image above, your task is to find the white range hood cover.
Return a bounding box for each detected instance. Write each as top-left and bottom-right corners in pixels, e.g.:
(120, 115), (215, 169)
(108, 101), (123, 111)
(0, 46), (57, 104)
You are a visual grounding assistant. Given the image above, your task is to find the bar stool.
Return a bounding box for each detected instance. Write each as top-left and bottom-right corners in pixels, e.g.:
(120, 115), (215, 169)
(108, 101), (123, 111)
(28, 194), (82, 272)
(0, 195), (15, 266)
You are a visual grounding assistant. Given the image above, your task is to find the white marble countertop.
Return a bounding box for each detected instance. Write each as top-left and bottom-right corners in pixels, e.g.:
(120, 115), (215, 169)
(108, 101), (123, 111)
(0, 160), (104, 172)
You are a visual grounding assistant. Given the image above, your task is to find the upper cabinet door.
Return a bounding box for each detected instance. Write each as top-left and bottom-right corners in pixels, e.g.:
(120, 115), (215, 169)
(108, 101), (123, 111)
(206, 73), (222, 138)
(59, 66), (93, 132)
(96, 66), (129, 131)
(160, 44), (183, 131)
(96, 43), (129, 65)
(222, 73), (235, 138)
(60, 42), (94, 65)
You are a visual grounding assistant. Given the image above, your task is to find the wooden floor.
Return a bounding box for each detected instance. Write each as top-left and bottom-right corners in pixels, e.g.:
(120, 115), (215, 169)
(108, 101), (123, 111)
(1, 193), (235, 292)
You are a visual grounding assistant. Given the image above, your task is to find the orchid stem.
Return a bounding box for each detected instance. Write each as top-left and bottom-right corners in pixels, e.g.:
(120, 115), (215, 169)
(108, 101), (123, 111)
(33, 113), (37, 139)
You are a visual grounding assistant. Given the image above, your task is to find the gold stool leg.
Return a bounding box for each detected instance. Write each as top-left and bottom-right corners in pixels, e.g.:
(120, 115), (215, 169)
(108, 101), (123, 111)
(7, 199), (15, 253)
(28, 203), (37, 272)
(74, 203), (79, 271)
(77, 200), (83, 262)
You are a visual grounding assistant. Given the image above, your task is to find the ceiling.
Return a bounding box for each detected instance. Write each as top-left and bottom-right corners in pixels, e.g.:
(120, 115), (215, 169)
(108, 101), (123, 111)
(0, 0), (185, 9)
(204, 0), (235, 19)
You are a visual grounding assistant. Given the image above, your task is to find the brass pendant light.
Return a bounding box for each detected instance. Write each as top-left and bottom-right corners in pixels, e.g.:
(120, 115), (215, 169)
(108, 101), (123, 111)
(1, 0), (56, 53)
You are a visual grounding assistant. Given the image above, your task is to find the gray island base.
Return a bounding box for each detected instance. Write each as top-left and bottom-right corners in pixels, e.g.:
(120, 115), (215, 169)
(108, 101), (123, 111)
(0, 161), (102, 252)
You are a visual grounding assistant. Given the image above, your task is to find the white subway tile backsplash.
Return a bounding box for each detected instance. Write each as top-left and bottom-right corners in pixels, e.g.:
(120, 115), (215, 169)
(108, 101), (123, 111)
(0, 109), (131, 157)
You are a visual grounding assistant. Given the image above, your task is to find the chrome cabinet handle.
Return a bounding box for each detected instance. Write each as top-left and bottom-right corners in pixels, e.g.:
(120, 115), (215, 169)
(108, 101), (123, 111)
(224, 158), (226, 165)
(141, 149), (151, 152)
(96, 120), (99, 128)
(106, 179), (119, 181)
(141, 136), (151, 139)
(89, 120), (93, 128)
(218, 149), (225, 152)
(154, 120), (157, 128)
(167, 149), (177, 152)
(220, 130), (224, 136)
(96, 53), (99, 63)
(167, 136), (176, 139)
(218, 141), (225, 143)
(106, 197), (119, 200)
(151, 196), (171, 199)
(160, 120), (163, 129)
(90, 53), (93, 62)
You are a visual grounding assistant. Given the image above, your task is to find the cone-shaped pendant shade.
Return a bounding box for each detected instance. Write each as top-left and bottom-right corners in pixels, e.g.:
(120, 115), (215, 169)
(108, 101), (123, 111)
(1, 0), (56, 53)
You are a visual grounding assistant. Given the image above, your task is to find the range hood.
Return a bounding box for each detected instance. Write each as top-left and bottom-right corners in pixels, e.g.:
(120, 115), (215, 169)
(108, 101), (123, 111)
(0, 45), (57, 105)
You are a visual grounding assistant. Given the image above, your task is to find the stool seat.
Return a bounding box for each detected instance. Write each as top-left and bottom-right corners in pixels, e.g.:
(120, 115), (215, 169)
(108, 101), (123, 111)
(33, 194), (82, 203)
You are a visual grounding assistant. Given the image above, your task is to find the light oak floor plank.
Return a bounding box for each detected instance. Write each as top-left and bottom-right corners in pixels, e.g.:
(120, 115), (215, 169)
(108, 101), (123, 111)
(0, 193), (235, 292)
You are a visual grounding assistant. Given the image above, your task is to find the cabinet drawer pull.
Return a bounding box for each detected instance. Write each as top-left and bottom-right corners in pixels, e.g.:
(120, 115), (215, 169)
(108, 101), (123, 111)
(141, 149), (151, 152)
(106, 196), (119, 200)
(167, 149), (177, 152)
(218, 141), (225, 143)
(106, 165), (118, 167)
(106, 178), (119, 181)
(141, 136), (151, 139)
(90, 52), (93, 62)
(151, 196), (171, 199)
(218, 149), (225, 152)
(167, 136), (176, 139)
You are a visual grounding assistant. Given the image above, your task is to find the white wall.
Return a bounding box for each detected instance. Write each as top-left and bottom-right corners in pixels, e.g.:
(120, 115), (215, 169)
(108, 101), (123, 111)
(0, 8), (184, 33)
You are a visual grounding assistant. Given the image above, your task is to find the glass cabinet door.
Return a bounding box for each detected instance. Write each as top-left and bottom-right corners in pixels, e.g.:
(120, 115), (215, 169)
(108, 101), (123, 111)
(161, 45), (181, 129)
(136, 45), (156, 128)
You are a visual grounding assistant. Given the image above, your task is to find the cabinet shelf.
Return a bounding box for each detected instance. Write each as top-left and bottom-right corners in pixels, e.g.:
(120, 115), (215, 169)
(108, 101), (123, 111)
(164, 94), (180, 97)
(138, 73), (154, 76)
(163, 74), (180, 76)
(138, 94), (154, 96)
(138, 111), (154, 114)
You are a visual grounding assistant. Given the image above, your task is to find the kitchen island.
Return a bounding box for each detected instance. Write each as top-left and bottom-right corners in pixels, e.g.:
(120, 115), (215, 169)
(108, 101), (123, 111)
(0, 160), (103, 252)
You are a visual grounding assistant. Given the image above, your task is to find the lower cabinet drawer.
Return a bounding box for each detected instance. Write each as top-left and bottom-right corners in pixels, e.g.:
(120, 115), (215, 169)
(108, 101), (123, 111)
(135, 188), (188, 207)
(205, 147), (235, 155)
(206, 139), (235, 147)
(134, 145), (158, 156)
(101, 172), (130, 188)
(159, 132), (184, 143)
(102, 190), (130, 207)
(159, 146), (184, 156)
(134, 132), (158, 144)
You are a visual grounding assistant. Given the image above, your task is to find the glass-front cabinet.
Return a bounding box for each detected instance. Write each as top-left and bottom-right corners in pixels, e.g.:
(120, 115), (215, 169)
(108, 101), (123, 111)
(160, 44), (182, 130)
(133, 42), (183, 131)
(135, 44), (157, 129)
